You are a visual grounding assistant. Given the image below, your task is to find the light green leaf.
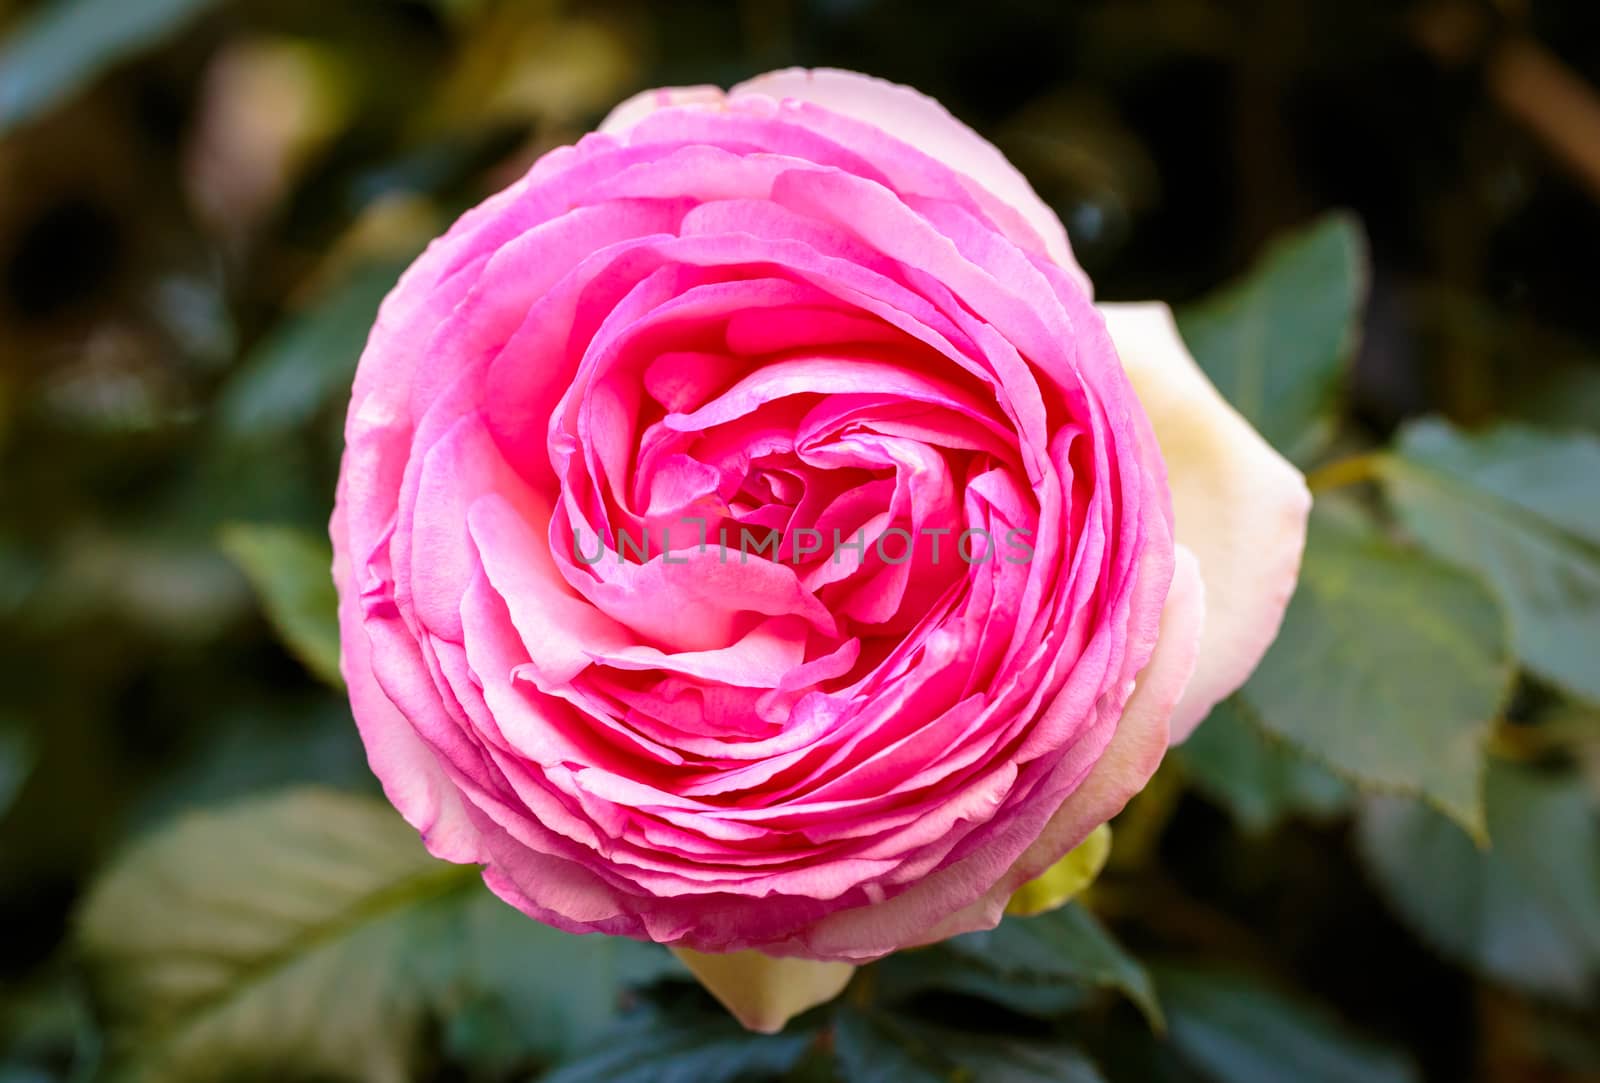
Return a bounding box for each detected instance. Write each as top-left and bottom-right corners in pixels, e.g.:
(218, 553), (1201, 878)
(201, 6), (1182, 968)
(76, 788), (479, 1083)
(1239, 504), (1512, 834)
(1007, 823), (1111, 916)
(1380, 419), (1600, 703)
(75, 787), (670, 1082)
(1176, 212), (1368, 463)
(0, 0), (222, 133)
(1357, 761), (1600, 1001)
(543, 1007), (814, 1083)
(219, 523), (343, 689)
(946, 902), (1162, 1028)
(1153, 965), (1419, 1083)
(1177, 697), (1351, 834)
(216, 259), (411, 441)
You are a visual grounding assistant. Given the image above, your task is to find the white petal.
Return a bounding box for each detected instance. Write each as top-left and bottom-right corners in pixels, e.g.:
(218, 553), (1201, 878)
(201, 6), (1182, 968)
(1100, 302), (1311, 741)
(600, 84), (725, 133)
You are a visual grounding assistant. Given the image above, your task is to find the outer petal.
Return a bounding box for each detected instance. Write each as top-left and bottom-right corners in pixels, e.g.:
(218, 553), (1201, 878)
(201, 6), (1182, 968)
(601, 67), (1085, 289)
(1099, 302), (1311, 741)
(600, 84), (725, 133)
(330, 492), (485, 864)
(671, 948), (856, 1034)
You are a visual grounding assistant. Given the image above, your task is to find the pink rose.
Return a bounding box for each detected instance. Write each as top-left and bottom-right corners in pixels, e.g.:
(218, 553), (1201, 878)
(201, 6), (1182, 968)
(332, 67), (1308, 1012)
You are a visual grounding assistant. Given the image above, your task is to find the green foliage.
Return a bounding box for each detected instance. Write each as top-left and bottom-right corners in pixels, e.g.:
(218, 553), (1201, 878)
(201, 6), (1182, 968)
(0, 0), (223, 133)
(75, 788), (675, 1082)
(216, 259), (417, 442)
(77, 788), (475, 1083)
(1176, 697), (1351, 834)
(1380, 420), (1600, 704)
(1358, 761), (1600, 1002)
(1176, 213), (1368, 464)
(1153, 965), (1419, 1083)
(3, 1), (1599, 1079)
(946, 903), (1162, 1028)
(0, 717), (34, 822)
(1238, 503), (1514, 834)
(219, 524), (343, 689)
(834, 1009), (1104, 1083)
(544, 1007), (815, 1083)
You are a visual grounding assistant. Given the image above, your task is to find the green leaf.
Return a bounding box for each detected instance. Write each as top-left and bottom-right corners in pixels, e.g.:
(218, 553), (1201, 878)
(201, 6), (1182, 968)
(219, 524), (343, 689)
(1176, 697), (1351, 834)
(871, 945), (1092, 1019)
(1357, 761), (1600, 1001)
(1239, 503), (1512, 834)
(929, 1033), (1103, 1083)
(216, 259), (411, 442)
(946, 903), (1162, 1028)
(74, 787), (672, 1082)
(0, 0), (223, 134)
(833, 1010), (947, 1083)
(1153, 965), (1419, 1083)
(0, 719), (35, 822)
(76, 788), (480, 1083)
(834, 1010), (1104, 1083)
(1176, 212), (1368, 463)
(1380, 419), (1600, 703)
(542, 1007), (814, 1083)
(455, 898), (681, 1065)
(1007, 823), (1111, 916)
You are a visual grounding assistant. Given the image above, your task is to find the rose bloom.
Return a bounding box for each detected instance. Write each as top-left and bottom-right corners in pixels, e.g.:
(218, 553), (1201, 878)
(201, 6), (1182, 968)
(332, 69), (1308, 1027)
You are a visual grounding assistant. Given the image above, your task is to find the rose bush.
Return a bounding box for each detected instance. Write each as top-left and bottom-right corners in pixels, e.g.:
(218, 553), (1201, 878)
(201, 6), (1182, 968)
(332, 68), (1309, 1025)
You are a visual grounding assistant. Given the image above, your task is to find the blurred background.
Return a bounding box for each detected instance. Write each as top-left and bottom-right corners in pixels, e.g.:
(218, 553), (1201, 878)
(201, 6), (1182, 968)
(2, 1), (1599, 1081)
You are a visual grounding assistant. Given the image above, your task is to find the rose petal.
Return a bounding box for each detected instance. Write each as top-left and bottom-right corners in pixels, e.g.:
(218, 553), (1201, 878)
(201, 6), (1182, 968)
(1099, 302), (1310, 741)
(912, 543), (1204, 942)
(728, 68), (1084, 288)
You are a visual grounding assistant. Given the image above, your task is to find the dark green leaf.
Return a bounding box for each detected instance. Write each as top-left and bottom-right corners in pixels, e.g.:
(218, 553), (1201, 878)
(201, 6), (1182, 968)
(945, 903), (1161, 1027)
(1357, 761), (1600, 1001)
(454, 893), (681, 1064)
(1153, 965), (1419, 1083)
(1177, 697), (1351, 834)
(832, 1010), (951, 1083)
(216, 259), (411, 442)
(0, 718), (35, 822)
(1381, 419), (1600, 703)
(0, 0), (222, 133)
(219, 523), (343, 689)
(835, 1009), (1104, 1083)
(1176, 213), (1368, 463)
(920, 1029), (1103, 1083)
(1240, 503), (1512, 834)
(543, 1007), (813, 1083)
(871, 946), (1092, 1018)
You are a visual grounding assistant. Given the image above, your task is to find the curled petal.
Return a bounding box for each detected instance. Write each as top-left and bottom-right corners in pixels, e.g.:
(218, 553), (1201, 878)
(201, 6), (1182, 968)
(1100, 302), (1310, 741)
